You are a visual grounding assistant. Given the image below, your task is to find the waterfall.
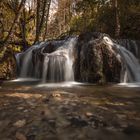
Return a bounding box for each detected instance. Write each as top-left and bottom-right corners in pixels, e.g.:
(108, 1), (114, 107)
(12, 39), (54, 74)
(116, 39), (140, 58)
(42, 56), (49, 83)
(16, 44), (41, 78)
(16, 34), (139, 84)
(20, 48), (33, 77)
(41, 37), (76, 83)
(103, 36), (140, 83)
(16, 37), (77, 83)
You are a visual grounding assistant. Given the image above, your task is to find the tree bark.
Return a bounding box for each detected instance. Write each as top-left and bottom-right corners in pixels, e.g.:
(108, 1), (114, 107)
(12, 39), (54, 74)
(43, 0), (51, 41)
(34, 0), (50, 44)
(112, 0), (120, 38)
(2, 0), (26, 46)
(34, 0), (41, 44)
(20, 6), (28, 50)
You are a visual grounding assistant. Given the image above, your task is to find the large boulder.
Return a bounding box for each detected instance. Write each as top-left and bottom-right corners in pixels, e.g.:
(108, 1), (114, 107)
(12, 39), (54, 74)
(73, 32), (121, 83)
(0, 48), (17, 80)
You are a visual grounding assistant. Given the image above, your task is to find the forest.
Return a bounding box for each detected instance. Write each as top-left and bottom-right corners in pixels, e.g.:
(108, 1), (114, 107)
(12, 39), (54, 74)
(0, 0), (139, 51)
(0, 0), (140, 140)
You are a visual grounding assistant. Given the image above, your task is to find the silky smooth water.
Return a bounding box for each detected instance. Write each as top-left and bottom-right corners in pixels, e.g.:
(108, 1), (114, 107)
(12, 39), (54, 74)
(16, 37), (77, 83)
(103, 37), (140, 83)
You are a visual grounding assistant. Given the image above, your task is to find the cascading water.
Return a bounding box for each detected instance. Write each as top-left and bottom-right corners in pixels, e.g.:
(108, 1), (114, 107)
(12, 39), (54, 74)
(116, 39), (140, 59)
(16, 34), (139, 84)
(16, 37), (77, 83)
(103, 36), (140, 83)
(41, 37), (76, 83)
(16, 44), (42, 78)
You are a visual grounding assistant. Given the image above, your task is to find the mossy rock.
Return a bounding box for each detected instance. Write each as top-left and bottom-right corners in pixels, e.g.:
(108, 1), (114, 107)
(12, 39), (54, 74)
(73, 32), (121, 83)
(0, 48), (17, 80)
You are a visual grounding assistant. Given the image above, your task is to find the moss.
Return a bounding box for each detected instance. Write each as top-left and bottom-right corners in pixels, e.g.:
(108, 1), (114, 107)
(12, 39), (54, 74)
(0, 48), (17, 80)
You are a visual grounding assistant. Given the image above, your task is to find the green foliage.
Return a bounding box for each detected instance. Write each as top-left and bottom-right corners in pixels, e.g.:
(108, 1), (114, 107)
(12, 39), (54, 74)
(68, 0), (140, 39)
(119, 0), (140, 39)
(0, 0), (139, 50)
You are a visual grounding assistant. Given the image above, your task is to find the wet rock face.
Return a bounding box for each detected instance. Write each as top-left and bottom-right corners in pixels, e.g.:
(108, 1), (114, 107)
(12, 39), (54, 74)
(0, 48), (16, 80)
(101, 43), (121, 83)
(74, 32), (121, 83)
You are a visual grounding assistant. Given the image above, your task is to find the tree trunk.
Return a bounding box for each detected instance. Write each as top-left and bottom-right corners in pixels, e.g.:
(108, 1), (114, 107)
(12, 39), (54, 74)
(20, 6), (28, 50)
(2, 0), (26, 46)
(113, 0), (120, 38)
(34, 0), (40, 44)
(34, 0), (50, 44)
(43, 0), (51, 41)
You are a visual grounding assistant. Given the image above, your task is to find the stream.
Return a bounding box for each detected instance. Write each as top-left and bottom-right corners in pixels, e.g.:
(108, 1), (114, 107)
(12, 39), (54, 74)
(0, 79), (140, 140)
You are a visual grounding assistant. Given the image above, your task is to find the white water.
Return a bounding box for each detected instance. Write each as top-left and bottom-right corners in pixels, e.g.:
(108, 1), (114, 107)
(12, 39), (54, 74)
(37, 81), (82, 88)
(16, 44), (41, 78)
(41, 37), (76, 83)
(11, 78), (39, 82)
(42, 56), (49, 83)
(16, 35), (140, 85)
(20, 49), (33, 77)
(117, 82), (140, 88)
(16, 37), (77, 83)
(103, 36), (140, 83)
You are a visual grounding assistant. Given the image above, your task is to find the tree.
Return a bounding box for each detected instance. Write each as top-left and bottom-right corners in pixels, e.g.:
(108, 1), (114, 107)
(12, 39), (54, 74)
(0, 0), (51, 50)
(112, 0), (120, 37)
(2, 0), (26, 46)
(34, 0), (51, 43)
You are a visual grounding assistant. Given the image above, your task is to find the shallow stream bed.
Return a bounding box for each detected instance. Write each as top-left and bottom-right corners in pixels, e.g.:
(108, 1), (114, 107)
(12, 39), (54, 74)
(0, 80), (140, 140)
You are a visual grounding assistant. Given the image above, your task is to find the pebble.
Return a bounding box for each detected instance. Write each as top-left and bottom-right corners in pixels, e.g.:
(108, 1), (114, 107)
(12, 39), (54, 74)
(17, 107), (24, 110)
(13, 119), (26, 128)
(23, 110), (28, 113)
(15, 132), (27, 140)
(85, 112), (93, 117)
(52, 93), (61, 97)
